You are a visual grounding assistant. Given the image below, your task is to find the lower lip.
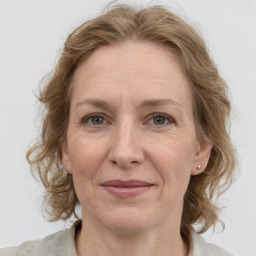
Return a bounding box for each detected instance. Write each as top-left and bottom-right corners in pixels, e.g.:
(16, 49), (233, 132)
(102, 185), (153, 199)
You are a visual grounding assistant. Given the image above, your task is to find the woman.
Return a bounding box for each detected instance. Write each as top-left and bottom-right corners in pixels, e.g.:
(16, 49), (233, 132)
(1, 4), (236, 256)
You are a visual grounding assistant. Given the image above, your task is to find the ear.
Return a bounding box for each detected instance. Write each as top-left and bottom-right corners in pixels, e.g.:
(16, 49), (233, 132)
(61, 140), (72, 174)
(192, 136), (212, 176)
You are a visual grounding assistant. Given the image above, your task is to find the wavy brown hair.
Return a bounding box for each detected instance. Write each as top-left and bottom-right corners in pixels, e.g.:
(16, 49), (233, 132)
(27, 4), (236, 237)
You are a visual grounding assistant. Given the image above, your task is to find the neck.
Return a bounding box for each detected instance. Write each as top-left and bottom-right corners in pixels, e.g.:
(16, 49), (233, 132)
(75, 214), (189, 256)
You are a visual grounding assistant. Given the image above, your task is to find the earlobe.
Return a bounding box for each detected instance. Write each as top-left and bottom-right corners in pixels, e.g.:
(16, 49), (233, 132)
(61, 140), (72, 174)
(192, 137), (212, 176)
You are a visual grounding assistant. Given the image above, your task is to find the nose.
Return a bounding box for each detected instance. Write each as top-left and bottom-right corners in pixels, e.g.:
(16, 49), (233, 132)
(108, 121), (144, 168)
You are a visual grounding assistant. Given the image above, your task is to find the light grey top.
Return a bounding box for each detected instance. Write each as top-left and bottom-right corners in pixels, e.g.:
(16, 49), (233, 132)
(0, 221), (233, 256)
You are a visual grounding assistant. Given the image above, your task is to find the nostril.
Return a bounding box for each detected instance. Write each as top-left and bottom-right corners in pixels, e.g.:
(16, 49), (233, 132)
(110, 157), (140, 168)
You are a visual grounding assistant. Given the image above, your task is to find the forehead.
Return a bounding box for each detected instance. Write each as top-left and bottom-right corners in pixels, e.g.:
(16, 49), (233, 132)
(70, 41), (193, 107)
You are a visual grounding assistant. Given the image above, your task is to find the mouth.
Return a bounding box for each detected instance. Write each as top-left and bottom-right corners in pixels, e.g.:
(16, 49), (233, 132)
(101, 180), (154, 199)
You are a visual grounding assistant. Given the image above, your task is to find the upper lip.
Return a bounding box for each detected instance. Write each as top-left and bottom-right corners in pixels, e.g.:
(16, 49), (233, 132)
(101, 180), (153, 187)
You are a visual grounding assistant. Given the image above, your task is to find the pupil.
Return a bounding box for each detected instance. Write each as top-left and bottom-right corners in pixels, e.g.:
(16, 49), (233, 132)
(92, 117), (103, 125)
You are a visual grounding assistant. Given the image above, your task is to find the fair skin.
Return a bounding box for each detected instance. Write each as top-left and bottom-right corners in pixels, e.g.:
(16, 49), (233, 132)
(62, 41), (212, 256)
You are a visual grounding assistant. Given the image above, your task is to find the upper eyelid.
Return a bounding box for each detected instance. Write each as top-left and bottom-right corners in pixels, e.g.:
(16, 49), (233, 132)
(146, 112), (175, 120)
(147, 112), (173, 119)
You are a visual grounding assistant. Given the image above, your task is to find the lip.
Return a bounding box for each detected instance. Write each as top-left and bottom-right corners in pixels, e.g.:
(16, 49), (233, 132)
(101, 180), (154, 199)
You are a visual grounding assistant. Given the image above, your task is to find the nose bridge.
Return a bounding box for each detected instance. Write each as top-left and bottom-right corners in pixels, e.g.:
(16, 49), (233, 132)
(118, 118), (134, 146)
(108, 117), (143, 167)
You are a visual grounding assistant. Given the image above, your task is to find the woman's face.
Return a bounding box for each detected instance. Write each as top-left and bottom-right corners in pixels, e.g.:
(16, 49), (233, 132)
(62, 41), (211, 234)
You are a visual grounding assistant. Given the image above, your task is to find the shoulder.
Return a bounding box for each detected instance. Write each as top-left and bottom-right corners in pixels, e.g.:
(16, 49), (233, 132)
(0, 221), (80, 256)
(189, 230), (234, 256)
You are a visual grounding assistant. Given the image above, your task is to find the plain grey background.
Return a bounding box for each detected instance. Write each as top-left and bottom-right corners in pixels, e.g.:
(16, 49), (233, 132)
(0, 0), (255, 255)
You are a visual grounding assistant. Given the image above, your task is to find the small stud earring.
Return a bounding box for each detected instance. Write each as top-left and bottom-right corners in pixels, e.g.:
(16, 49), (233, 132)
(197, 164), (201, 170)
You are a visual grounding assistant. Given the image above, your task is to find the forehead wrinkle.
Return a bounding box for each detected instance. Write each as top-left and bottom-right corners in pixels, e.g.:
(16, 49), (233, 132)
(79, 67), (172, 81)
(72, 68), (172, 95)
(75, 73), (183, 91)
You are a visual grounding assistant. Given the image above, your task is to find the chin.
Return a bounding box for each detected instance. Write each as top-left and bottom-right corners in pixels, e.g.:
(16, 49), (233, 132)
(98, 207), (156, 234)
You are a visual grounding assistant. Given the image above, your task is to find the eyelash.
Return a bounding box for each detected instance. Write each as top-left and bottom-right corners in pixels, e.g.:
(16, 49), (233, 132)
(80, 112), (175, 127)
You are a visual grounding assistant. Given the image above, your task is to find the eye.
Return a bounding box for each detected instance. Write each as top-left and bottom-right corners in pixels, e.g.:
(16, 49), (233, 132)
(147, 113), (175, 126)
(80, 114), (109, 126)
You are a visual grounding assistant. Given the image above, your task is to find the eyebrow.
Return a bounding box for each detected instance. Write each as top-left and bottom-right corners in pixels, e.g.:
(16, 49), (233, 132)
(75, 98), (181, 110)
(139, 98), (181, 108)
(76, 99), (113, 110)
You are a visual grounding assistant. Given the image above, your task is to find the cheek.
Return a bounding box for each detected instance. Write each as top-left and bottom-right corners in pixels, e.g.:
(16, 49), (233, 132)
(149, 137), (196, 195)
(68, 135), (108, 200)
(69, 133), (108, 172)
